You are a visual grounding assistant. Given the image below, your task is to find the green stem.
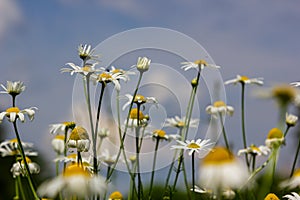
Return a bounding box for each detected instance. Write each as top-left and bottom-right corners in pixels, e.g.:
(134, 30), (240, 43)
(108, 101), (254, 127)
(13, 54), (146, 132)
(17, 176), (26, 200)
(241, 84), (250, 169)
(192, 151), (195, 193)
(148, 138), (160, 199)
(219, 113), (230, 151)
(14, 178), (19, 200)
(63, 128), (68, 172)
(284, 126), (291, 138)
(252, 154), (256, 173)
(290, 136), (300, 177)
(136, 104), (144, 199)
(182, 158), (192, 200)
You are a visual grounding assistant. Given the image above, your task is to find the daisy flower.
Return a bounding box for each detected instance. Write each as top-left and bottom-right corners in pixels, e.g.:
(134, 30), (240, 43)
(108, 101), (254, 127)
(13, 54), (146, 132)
(78, 44), (99, 61)
(97, 127), (110, 139)
(264, 193), (280, 200)
(238, 144), (271, 157)
(171, 139), (212, 157)
(49, 121), (76, 134)
(37, 164), (107, 199)
(102, 66), (135, 82)
(150, 129), (180, 141)
(61, 62), (100, 76)
(125, 108), (149, 128)
(11, 157), (40, 178)
(265, 128), (284, 148)
(122, 94), (158, 110)
(199, 146), (249, 193)
(224, 75), (263, 85)
(94, 71), (127, 91)
(286, 113), (298, 127)
(280, 168), (300, 190)
(164, 116), (199, 129)
(283, 192), (300, 200)
(181, 59), (220, 72)
(0, 81), (26, 96)
(134, 56), (151, 73)
(0, 138), (38, 157)
(99, 149), (119, 166)
(290, 82), (300, 87)
(51, 135), (65, 154)
(0, 106), (37, 123)
(206, 101), (234, 117)
(109, 191), (123, 200)
(67, 126), (90, 152)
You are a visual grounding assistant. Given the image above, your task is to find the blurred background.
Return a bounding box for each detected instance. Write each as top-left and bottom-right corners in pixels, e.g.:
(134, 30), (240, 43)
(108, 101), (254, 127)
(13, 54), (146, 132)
(0, 0), (300, 199)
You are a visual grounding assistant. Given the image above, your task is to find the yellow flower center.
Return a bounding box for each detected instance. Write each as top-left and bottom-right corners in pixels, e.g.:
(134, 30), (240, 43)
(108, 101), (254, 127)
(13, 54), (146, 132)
(194, 59), (208, 66)
(6, 107), (20, 113)
(213, 101), (226, 107)
(293, 168), (300, 177)
(134, 95), (146, 104)
(203, 147), (234, 165)
(10, 138), (18, 143)
(187, 142), (200, 149)
(67, 153), (77, 159)
(250, 145), (260, 152)
(21, 157), (32, 164)
(177, 121), (185, 127)
(112, 69), (121, 74)
(63, 121), (76, 129)
(267, 128), (283, 139)
(129, 108), (144, 119)
(55, 135), (65, 140)
(264, 193), (279, 200)
(99, 73), (112, 80)
(239, 76), (249, 82)
(271, 84), (296, 105)
(81, 65), (91, 72)
(109, 191), (123, 200)
(69, 126), (89, 141)
(63, 164), (90, 177)
(154, 129), (166, 138)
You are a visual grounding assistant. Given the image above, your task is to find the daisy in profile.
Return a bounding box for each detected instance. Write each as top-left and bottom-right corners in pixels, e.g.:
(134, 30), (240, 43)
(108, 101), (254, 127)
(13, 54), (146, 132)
(51, 135), (65, 155)
(286, 113), (298, 128)
(122, 94), (158, 110)
(265, 128), (284, 149)
(224, 75), (263, 86)
(0, 106), (37, 123)
(238, 144), (270, 157)
(150, 129), (180, 141)
(0, 81), (26, 96)
(11, 157), (40, 178)
(101, 66), (135, 82)
(283, 192), (300, 200)
(61, 62), (100, 76)
(171, 138), (212, 158)
(134, 56), (151, 73)
(49, 121), (76, 135)
(37, 164), (107, 199)
(280, 168), (300, 190)
(206, 101), (234, 117)
(94, 71), (128, 91)
(164, 116), (199, 129)
(0, 138), (38, 157)
(125, 108), (149, 128)
(67, 126), (90, 152)
(109, 191), (123, 200)
(78, 44), (99, 62)
(181, 59), (220, 72)
(198, 146), (249, 194)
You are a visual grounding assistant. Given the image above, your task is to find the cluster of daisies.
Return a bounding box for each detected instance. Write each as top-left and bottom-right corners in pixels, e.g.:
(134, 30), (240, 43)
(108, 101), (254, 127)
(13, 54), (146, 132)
(1, 44), (300, 200)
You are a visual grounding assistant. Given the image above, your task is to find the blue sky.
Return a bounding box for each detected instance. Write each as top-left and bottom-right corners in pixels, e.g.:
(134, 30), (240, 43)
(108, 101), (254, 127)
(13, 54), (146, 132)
(1, 0), (300, 188)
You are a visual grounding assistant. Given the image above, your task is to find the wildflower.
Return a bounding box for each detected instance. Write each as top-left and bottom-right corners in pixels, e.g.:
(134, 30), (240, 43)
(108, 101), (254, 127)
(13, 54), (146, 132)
(181, 59), (220, 71)
(290, 82), (300, 87)
(264, 193), (280, 200)
(135, 56), (151, 73)
(51, 135), (65, 154)
(37, 164), (107, 198)
(0, 81), (26, 96)
(238, 144), (271, 157)
(199, 146), (249, 192)
(67, 126), (90, 152)
(102, 66), (135, 82)
(224, 75), (263, 85)
(206, 101), (234, 117)
(99, 149), (119, 166)
(280, 169), (300, 189)
(125, 108), (149, 128)
(109, 191), (123, 200)
(271, 84), (296, 106)
(265, 128), (284, 148)
(164, 116), (199, 129)
(95, 71), (127, 91)
(286, 113), (298, 127)
(11, 157), (40, 178)
(122, 94), (158, 110)
(61, 62), (100, 76)
(151, 129), (180, 141)
(78, 44), (99, 61)
(171, 139), (212, 157)
(97, 128), (110, 139)
(0, 138), (38, 157)
(0, 106), (37, 123)
(49, 121), (76, 134)
(283, 192), (300, 200)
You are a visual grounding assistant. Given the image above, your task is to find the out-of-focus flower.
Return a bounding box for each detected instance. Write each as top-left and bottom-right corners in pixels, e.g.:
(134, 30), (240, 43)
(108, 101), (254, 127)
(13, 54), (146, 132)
(0, 138), (37, 157)
(11, 157), (40, 178)
(238, 144), (270, 157)
(37, 164), (107, 198)
(135, 56), (151, 73)
(181, 59), (220, 72)
(49, 122), (76, 135)
(78, 44), (99, 61)
(199, 146), (249, 193)
(290, 82), (300, 88)
(191, 186), (235, 200)
(265, 128), (284, 148)
(206, 101), (234, 117)
(0, 106), (37, 123)
(286, 113), (298, 127)
(280, 169), (300, 190)
(122, 94), (158, 110)
(97, 128), (110, 139)
(0, 81), (26, 96)
(283, 192), (300, 200)
(51, 135), (65, 154)
(264, 193), (280, 200)
(125, 108), (149, 128)
(67, 126), (90, 152)
(99, 149), (119, 166)
(164, 116), (199, 129)
(224, 75), (263, 86)
(108, 191), (123, 200)
(150, 129), (180, 141)
(61, 62), (100, 76)
(171, 139), (212, 157)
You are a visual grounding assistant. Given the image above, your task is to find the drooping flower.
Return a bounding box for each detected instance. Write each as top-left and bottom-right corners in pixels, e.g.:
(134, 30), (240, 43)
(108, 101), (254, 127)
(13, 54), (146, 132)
(122, 94), (158, 110)
(286, 113), (298, 127)
(11, 157), (40, 178)
(265, 128), (284, 148)
(280, 169), (300, 190)
(37, 164), (107, 198)
(264, 193), (280, 200)
(51, 135), (65, 154)
(0, 106), (37, 123)
(61, 62), (100, 76)
(125, 108), (149, 128)
(171, 139), (212, 157)
(181, 59), (220, 72)
(238, 144), (270, 157)
(49, 121), (76, 135)
(164, 116), (199, 129)
(0, 81), (26, 96)
(67, 126), (90, 152)
(135, 56), (151, 73)
(206, 101), (234, 117)
(108, 191), (123, 200)
(224, 75), (263, 86)
(0, 138), (38, 157)
(283, 192), (300, 200)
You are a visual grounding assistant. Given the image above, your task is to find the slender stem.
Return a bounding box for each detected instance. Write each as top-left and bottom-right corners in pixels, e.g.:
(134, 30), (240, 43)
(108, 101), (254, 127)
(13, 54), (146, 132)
(284, 126), (291, 138)
(182, 158), (192, 200)
(271, 147), (279, 188)
(290, 136), (300, 177)
(172, 152), (183, 192)
(219, 113), (230, 150)
(56, 153), (60, 176)
(136, 104), (144, 199)
(192, 151), (195, 193)
(12, 122), (39, 200)
(77, 151), (82, 166)
(17, 176), (26, 200)
(14, 178), (19, 200)
(63, 128), (68, 172)
(241, 84), (250, 169)
(252, 154), (256, 172)
(148, 138), (160, 199)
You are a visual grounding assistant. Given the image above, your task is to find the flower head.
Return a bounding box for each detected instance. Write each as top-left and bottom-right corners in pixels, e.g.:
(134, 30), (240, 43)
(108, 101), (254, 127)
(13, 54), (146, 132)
(122, 94), (158, 110)
(286, 113), (298, 127)
(272, 84), (296, 106)
(206, 101), (234, 117)
(95, 71), (128, 91)
(171, 139), (212, 157)
(102, 66), (135, 82)
(52, 135), (65, 154)
(224, 75), (263, 86)
(78, 44), (99, 61)
(264, 193), (280, 200)
(125, 108), (149, 128)
(151, 129), (180, 141)
(109, 191), (123, 200)
(265, 128), (284, 148)
(61, 62), (100, 76)
(0, 138), (37, 157)
(11, 157), (40, 178)
(0, 81), (26, 96)
(164, 116), (199, 129)
(181, 59), (220, 72)
(67, 126), (90, 152)
(280, 168), (300, 189)
(99, 149), (119, 166)
(135, 56), (151, 73)
(283, 192), (300, 200)
(238, 144), (270, 157)
(0, 106), (37, 123)
(49, 121), (76, 134)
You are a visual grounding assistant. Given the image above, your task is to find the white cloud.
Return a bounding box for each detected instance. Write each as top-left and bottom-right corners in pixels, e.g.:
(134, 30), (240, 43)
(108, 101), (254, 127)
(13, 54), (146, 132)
(0, 0), (22, 41)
